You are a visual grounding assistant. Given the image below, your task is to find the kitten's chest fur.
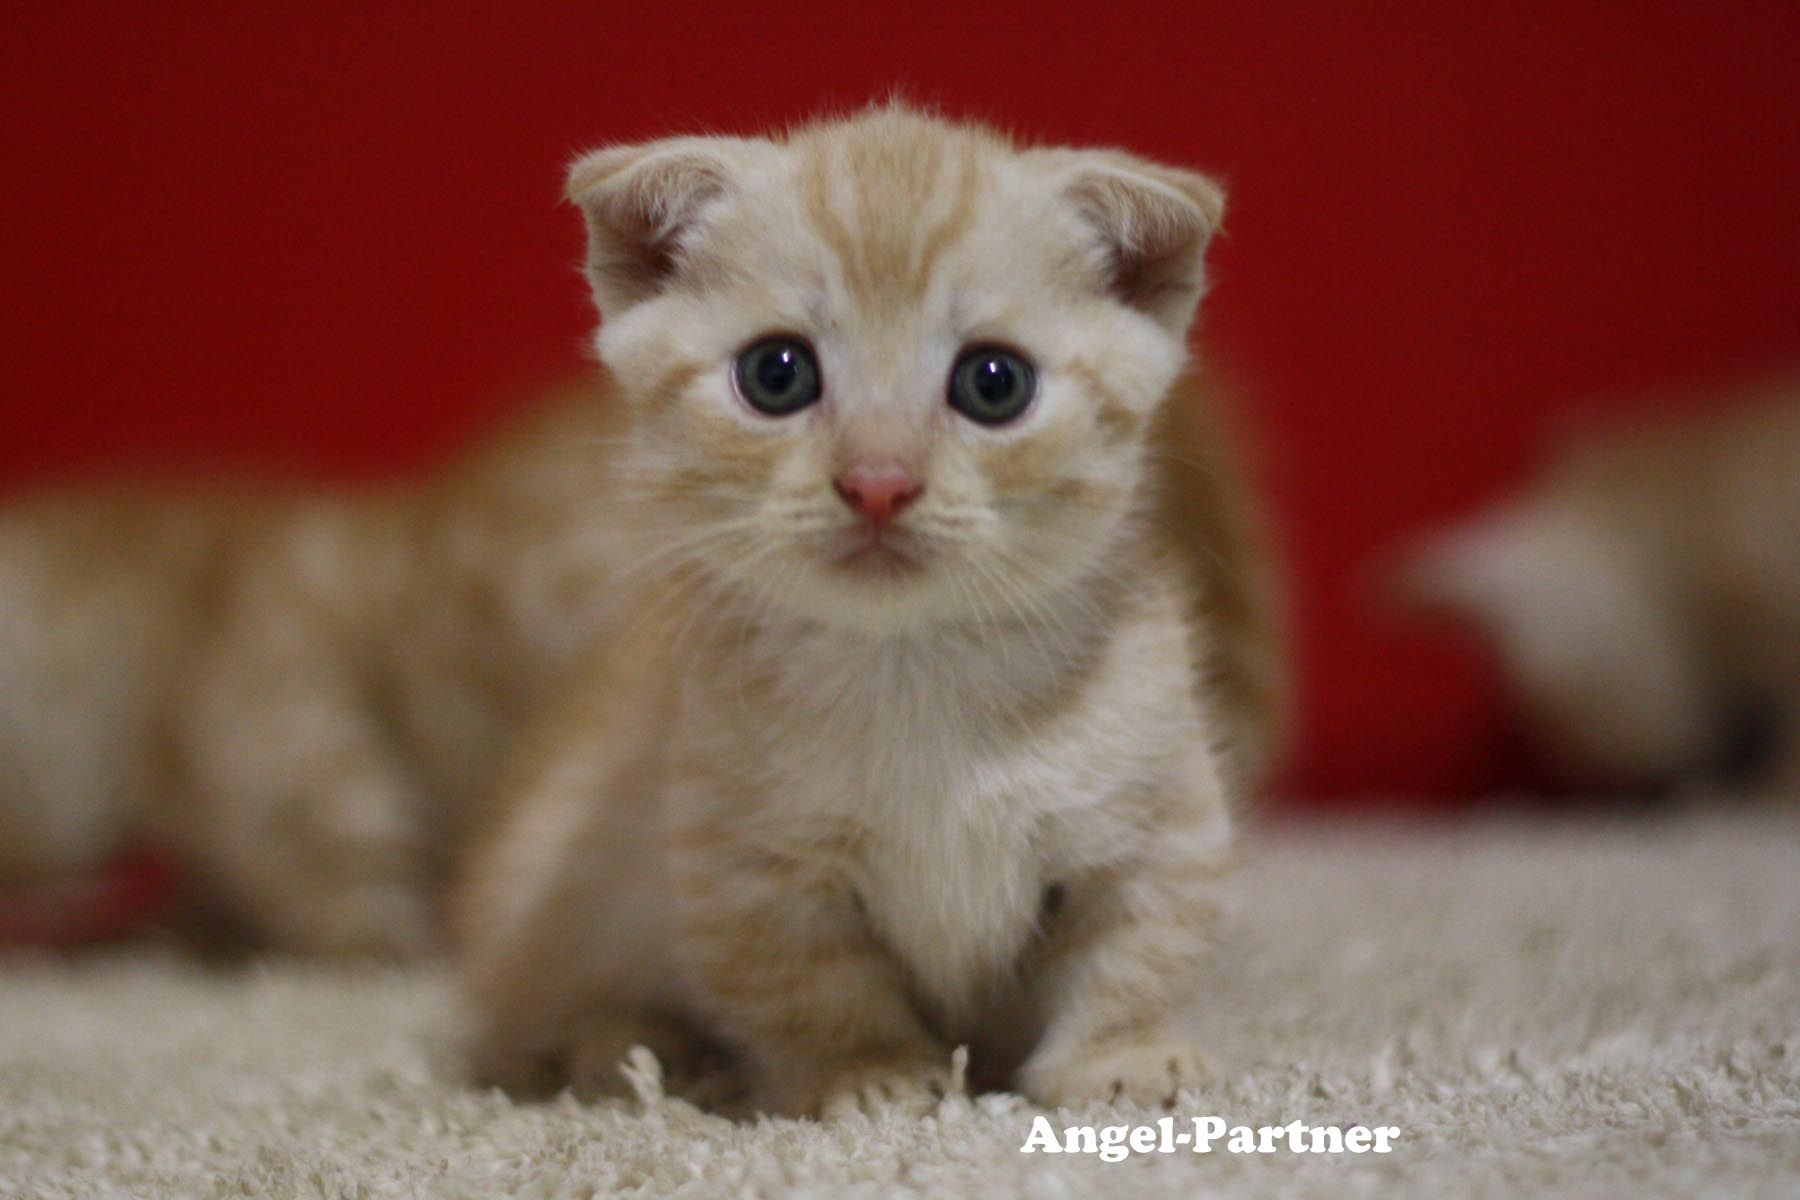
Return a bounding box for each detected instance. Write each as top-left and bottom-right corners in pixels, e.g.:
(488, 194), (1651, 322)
(841, 732), (1050, 1027)
(689, 581), (1200, 1025)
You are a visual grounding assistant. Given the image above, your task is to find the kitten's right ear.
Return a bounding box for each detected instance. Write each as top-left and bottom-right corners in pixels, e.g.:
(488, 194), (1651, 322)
(564, 137), (758, 315)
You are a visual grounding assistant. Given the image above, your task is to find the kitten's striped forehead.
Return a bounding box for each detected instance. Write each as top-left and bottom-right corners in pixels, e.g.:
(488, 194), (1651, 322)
(786, 111), (997, 307)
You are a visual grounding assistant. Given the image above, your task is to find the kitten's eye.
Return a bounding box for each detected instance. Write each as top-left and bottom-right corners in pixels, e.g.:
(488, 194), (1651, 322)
(734, 337), (822, 416)
(948, 346), (1036, 426)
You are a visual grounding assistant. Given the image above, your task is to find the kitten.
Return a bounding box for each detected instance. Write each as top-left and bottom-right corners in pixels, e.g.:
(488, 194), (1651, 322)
(1396, 379), (1800, 792)
(0, 390), (643, 954)
(454, 106), (1277, 1116)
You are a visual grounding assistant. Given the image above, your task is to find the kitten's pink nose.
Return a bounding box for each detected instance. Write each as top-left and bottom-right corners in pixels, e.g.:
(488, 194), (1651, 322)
(833, 461), (922, 525)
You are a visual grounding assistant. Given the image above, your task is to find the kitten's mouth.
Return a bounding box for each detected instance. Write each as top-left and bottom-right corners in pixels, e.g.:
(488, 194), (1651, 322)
(825, 528), (926, 579)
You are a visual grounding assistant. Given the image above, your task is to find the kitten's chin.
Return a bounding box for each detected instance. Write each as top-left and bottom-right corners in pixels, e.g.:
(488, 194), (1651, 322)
(706, 528), (1102, 637)
(803, 550), (953, 635)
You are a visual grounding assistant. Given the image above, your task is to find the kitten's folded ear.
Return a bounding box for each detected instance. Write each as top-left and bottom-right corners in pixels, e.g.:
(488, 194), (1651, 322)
(564, 137), (759, 315)
(1045, 151), (1227, 334)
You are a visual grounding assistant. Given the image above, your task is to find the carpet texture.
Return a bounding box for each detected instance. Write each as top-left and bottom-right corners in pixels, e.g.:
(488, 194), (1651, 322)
(3, 810), (1798, 1198)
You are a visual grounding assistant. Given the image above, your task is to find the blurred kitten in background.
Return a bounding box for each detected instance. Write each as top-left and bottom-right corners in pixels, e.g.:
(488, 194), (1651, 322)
(0, 109), (1280, 958)
(455, 105), (1283, 1115)
(0, 393), (642, 954)
(1397, 379), (1800, 794)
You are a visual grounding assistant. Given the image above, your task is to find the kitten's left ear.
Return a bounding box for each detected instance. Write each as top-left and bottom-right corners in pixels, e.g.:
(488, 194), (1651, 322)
(1043, 151), (1227, 334)
(564, 136), (761, 316)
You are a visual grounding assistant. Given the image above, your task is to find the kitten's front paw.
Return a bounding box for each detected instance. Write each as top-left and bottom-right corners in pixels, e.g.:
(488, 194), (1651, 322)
(779, 1057), (953, 1120)
(1020, 1038), (1208, 1110)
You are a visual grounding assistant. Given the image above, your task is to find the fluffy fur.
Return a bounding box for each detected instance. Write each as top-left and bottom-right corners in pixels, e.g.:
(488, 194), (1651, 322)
(454, 106), (1276, 1115)
(1397, 378), (1800, 791)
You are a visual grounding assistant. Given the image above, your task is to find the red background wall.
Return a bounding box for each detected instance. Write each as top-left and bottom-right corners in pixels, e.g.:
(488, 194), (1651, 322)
(3, 3), (1798, 802)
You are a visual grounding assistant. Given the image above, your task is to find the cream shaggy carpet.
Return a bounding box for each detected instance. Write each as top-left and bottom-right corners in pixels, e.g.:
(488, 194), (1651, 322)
(3, 809), (1798, 1199)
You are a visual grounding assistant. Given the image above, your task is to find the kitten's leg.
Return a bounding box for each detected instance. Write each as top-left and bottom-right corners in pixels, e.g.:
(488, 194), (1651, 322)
(174, 637), (435, 959)
(469, 998), (719, 1102)
(456, 634), (722, 1103)
(675, 841), (953, 1118)
(1016, 812), (1230, 1110)
(458, 802), (709, 1102)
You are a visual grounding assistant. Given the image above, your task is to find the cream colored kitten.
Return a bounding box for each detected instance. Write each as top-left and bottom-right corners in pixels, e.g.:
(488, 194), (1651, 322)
(0, 392), (640, 953)
(1399, 380), (1800, 791)
(456, 106), (1264, 1115)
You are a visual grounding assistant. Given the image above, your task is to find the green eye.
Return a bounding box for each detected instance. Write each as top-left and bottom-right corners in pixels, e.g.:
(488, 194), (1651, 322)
(948, 346), (1036, 426)
(734, 336), (821, 415)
